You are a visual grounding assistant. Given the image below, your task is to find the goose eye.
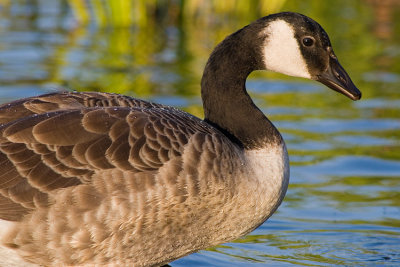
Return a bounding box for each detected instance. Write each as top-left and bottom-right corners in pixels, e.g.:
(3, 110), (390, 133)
(302, 37), (314, 47)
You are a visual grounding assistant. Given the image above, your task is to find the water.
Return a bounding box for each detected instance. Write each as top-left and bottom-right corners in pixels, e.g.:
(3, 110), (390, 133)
(0, 1), (399, 266)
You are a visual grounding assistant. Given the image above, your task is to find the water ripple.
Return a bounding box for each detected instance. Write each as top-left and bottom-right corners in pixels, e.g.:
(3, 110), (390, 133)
(294, 156), (400, 177)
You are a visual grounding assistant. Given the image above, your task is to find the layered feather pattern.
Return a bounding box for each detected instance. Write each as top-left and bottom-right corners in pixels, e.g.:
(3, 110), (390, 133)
(0, 92), (249, 266)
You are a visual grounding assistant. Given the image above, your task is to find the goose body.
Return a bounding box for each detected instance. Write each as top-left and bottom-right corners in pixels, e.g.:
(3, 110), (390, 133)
(0, 12), (361, 266)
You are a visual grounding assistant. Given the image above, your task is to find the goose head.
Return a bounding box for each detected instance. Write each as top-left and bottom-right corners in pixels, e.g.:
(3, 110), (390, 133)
(202, 12), (362, 148)
(258, 12), (361, 100)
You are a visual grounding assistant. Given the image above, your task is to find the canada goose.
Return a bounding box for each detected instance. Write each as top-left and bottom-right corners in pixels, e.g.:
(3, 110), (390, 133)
(0, 12), (361, 266)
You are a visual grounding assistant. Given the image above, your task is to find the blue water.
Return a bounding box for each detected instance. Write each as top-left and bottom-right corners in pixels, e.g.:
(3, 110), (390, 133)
(0, 1), (399, 266)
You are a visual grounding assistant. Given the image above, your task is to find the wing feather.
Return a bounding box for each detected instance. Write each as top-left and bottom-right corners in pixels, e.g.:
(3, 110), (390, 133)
(0, 92), (217, 221)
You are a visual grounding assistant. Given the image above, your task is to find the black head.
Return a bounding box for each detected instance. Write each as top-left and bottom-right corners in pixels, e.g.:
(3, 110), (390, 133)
(255, 12), (361, 100)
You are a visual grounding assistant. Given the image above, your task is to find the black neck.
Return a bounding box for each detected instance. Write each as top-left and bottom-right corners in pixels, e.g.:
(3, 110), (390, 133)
(201, 29), (282, 149)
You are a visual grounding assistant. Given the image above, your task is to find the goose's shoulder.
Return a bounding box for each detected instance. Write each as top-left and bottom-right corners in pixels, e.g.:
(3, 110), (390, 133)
(0, 91), (170, 125)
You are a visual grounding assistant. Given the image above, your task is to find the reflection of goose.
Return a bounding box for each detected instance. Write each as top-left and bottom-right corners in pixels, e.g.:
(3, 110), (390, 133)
(0, 12), (360, 266)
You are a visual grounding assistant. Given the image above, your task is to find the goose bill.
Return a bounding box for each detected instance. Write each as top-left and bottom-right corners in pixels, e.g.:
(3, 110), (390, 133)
(317, 58), (361, 101)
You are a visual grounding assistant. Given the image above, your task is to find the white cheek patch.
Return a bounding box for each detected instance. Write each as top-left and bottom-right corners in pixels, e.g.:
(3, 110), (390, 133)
(261, 20), (311, 79)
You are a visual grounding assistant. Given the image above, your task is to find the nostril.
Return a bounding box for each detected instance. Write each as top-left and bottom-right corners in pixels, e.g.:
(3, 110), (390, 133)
(334, 70), (341, 80)
(334, 70), (346, 84)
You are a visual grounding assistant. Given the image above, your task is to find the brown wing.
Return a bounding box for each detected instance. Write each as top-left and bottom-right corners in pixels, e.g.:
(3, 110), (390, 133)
(0, 92), (213, 221)
(0, 91), (168, 125)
